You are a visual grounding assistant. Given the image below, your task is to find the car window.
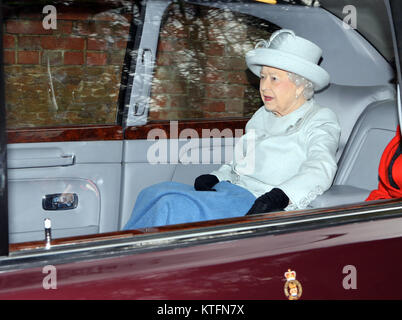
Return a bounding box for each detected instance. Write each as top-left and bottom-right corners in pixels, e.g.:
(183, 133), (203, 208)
(3, 0), (402, 256)
(147, 1), (279, 121)
(3, 0), (138, 128)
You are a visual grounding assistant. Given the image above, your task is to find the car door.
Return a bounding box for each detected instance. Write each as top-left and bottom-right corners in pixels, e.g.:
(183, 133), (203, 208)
(3, 0), (136, 242)
(1, 0), (402, 301)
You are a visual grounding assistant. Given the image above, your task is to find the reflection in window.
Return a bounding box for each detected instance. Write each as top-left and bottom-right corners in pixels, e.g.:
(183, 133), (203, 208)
(3, 0), (139, 128)
(148, 2), (279, 121)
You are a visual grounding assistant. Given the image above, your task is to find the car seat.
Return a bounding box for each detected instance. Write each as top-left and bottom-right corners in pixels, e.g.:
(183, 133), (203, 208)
(310, 83), (397, 208)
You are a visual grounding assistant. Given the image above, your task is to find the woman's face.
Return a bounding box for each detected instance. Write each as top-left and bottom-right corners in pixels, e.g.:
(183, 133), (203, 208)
(259, 66), (306, 117)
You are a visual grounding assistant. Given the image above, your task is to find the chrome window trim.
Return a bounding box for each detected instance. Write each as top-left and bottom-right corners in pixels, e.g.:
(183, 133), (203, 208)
(125, 0), (171, 127)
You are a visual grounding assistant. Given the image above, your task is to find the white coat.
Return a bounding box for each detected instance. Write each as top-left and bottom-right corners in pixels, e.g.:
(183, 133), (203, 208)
(211, 98), (341, 210)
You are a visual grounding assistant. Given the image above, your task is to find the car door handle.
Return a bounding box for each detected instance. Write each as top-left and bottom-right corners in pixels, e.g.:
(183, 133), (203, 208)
(42, 193), (78, 210)
(8, 154), (75, 169)
(7, 147), (75, 169)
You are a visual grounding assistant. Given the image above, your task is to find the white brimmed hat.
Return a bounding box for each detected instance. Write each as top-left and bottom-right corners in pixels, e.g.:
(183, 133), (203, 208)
(246, 29), (330, 91)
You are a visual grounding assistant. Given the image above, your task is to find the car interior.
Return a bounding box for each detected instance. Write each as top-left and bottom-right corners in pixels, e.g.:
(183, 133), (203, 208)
(4, 0), (399, 244)
(120, 1), (398, 219)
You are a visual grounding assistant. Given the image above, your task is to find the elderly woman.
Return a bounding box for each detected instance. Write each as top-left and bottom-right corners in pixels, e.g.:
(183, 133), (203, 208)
(123, 29), (340, 230)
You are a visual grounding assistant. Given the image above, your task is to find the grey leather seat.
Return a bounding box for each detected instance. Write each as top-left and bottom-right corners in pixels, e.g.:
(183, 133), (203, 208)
(315, 83), (397, 161)
(311, 84), (397, 208)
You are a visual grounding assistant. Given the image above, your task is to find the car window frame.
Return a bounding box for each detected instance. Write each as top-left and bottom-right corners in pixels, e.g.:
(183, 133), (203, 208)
(0, 2), (9, 257)
(124, 0), (171, 127)
(386, 0), (402, 133)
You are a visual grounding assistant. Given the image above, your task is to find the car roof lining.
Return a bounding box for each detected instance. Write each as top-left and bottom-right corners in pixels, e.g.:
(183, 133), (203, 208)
(184, 0), (394, 86)
(320, 0), (394, 63)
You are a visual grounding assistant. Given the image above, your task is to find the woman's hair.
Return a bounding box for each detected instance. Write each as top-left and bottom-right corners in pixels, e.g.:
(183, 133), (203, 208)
(287, 72), (314, 100)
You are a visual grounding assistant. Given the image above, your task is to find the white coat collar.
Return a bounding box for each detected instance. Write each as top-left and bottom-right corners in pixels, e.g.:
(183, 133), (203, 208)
(263, 99), (315, 135)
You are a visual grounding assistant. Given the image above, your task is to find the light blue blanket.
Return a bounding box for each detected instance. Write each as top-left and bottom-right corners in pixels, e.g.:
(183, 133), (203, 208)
(123, 181), (256, 230)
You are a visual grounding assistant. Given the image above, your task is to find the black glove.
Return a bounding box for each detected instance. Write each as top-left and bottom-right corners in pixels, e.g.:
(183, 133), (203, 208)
(246, 188), (289, 215)
(194, 174), (219, 191)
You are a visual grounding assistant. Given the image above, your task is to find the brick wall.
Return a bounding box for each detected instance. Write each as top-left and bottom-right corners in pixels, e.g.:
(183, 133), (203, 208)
(3, 1), (276, 128)
(3, 2), (132, 128)
(148, 3), (275, 121)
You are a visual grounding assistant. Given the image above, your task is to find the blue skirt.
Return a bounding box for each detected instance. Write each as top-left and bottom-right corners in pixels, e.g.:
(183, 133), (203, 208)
(123, 181), (256, 230)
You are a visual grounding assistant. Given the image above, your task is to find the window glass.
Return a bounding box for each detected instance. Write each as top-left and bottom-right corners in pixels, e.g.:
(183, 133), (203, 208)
(148, 2), (279, 121)
(3, 0), (136, 128)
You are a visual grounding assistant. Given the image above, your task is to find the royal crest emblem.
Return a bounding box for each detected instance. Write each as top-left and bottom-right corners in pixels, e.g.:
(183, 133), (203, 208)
(284, 269), (302, 300)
